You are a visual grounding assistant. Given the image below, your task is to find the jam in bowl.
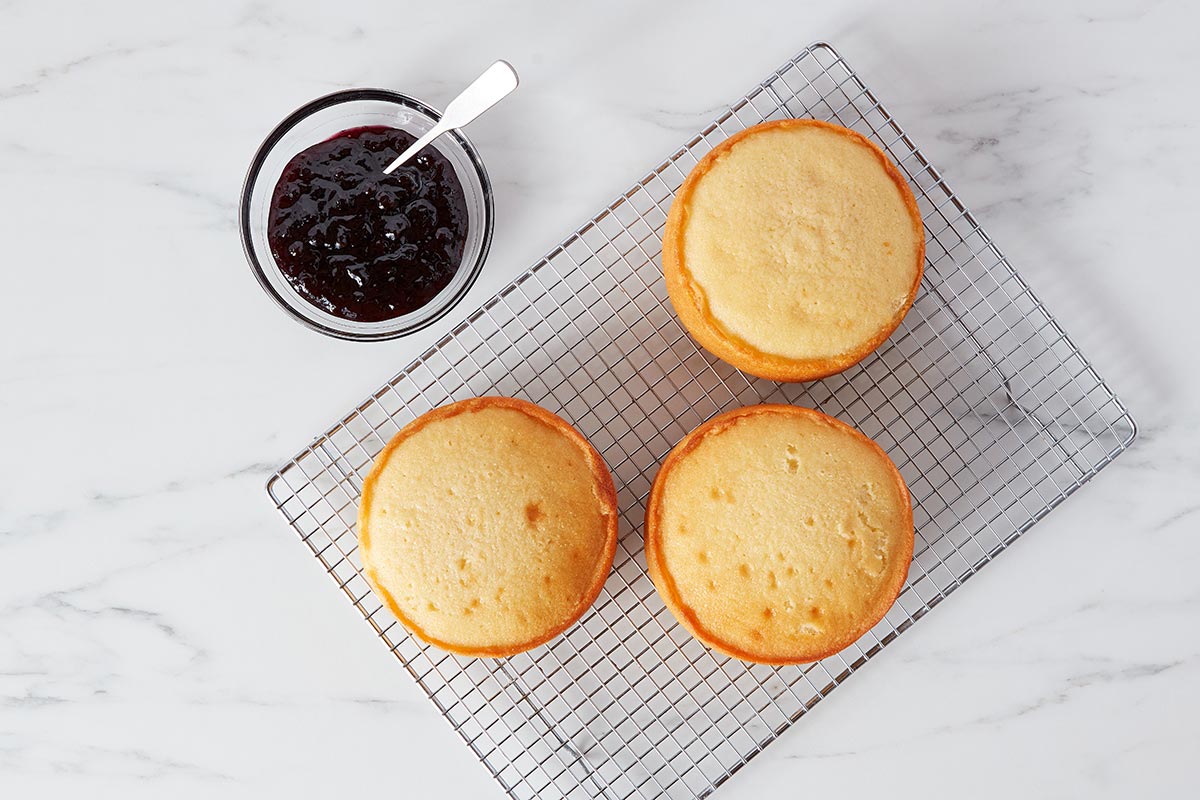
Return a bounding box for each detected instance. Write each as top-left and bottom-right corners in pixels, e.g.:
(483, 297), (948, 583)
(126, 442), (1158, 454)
(241, 90), (493, 340)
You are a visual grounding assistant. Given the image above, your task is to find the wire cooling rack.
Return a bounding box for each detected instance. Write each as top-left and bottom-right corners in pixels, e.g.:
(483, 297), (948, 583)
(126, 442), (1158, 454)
(266, 41), (1136, 800)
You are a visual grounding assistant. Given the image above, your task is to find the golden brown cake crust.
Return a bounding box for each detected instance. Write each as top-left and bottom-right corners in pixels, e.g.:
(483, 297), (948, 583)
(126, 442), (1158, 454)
(662, 119), (925, 382)
(644, 404), (913, 664)
(357, 396), (618, 658)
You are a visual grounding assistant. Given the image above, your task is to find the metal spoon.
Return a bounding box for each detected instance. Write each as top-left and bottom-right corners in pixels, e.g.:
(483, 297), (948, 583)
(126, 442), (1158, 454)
(383, 60), (518, 175)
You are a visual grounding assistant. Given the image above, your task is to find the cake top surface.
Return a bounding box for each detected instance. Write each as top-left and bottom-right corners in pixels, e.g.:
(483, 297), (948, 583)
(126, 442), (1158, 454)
(648, 405), (913, 663)
(358, 397), (617, 657)
(676, 120), (923, 363)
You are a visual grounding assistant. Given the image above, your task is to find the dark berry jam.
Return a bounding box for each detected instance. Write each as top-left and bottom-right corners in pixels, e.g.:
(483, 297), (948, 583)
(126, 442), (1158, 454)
(267, 126), (469, 322)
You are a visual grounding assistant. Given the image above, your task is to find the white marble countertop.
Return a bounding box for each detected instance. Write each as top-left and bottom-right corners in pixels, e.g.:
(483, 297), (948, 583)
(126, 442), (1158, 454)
(3, 0), (1197, 796)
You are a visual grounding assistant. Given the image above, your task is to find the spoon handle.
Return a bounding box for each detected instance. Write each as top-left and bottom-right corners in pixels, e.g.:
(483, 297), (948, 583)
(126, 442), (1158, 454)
(384, 61), (518, 175)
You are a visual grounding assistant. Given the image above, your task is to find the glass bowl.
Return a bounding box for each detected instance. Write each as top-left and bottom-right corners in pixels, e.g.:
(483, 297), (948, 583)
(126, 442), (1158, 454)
(240, 89), (494, 340)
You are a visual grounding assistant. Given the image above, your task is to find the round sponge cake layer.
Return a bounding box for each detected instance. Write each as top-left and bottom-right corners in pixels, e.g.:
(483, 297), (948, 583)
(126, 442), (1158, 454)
(646, 405), (913, 664)
(664, 120), (924, 381)
(358, 397), (618, 658)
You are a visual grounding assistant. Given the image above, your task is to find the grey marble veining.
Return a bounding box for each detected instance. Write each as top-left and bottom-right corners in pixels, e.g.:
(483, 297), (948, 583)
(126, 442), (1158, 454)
(1, 0), (1197, 797)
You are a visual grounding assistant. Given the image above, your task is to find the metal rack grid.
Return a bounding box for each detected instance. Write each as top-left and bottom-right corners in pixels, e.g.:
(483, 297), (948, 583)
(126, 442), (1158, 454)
(266, 41), (1136, 800)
